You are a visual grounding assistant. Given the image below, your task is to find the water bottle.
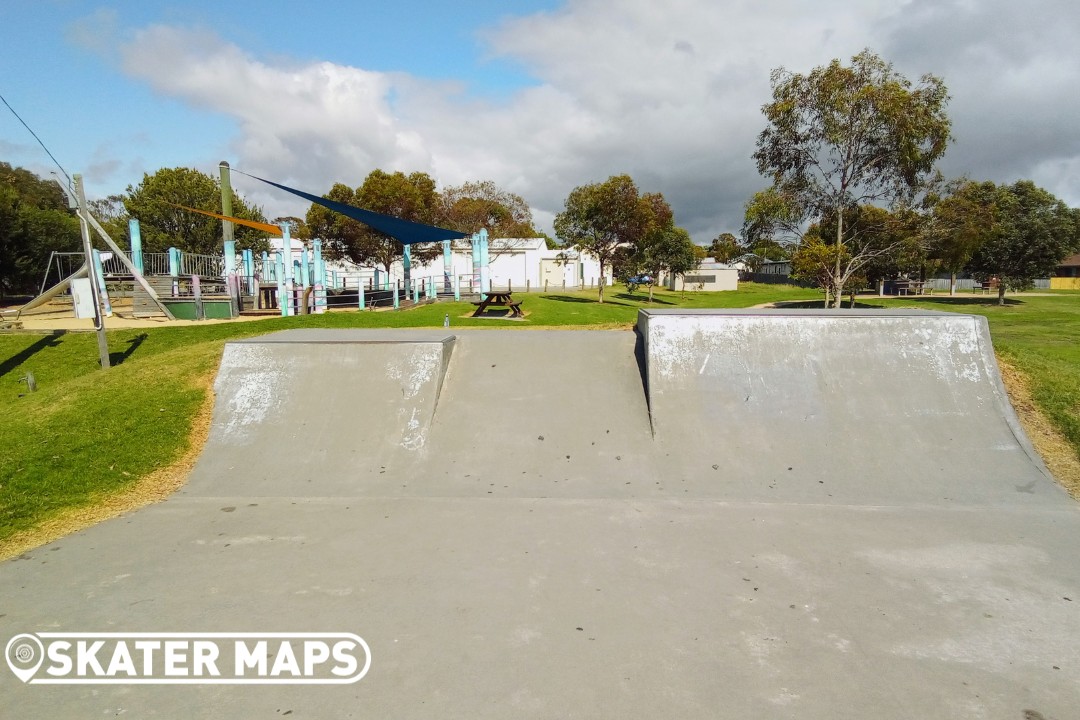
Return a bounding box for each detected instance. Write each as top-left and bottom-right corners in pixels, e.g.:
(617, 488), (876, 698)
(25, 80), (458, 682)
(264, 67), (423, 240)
(443, 313), (450, 327)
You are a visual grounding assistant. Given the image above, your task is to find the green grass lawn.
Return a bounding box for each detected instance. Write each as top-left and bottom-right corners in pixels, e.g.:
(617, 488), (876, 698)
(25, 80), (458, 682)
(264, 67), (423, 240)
(1, 283), (1076, 548)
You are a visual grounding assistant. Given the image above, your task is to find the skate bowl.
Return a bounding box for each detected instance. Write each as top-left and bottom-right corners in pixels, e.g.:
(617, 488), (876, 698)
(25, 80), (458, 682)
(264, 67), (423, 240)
(2, 309), (1078, 719)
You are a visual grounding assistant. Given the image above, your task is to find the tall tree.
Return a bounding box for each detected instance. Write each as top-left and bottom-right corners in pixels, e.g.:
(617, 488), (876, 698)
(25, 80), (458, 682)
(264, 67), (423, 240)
(967, 180), (1080, 305)
(639, 225), (699, 301)
(0, 163), (81, 297)
(740, 188), (798, 268)
(554, 174), (654, 303)
(305, 183), (365, 262)
(88, 194), (130, 247)
(439, 180), (537, 238)
(751, 49), (951, 306)
(707, 232), (743, 263)
(307, 170), (443, 274)
(123, 167), (271, 254)
(922, 180), (998, 294)
(271, 216), (312, 241)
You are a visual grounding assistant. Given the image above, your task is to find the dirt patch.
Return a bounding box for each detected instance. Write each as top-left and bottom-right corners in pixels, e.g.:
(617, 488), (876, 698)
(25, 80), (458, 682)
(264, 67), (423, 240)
(998, 359), (1080, 500)
(0, 371), (217, 561)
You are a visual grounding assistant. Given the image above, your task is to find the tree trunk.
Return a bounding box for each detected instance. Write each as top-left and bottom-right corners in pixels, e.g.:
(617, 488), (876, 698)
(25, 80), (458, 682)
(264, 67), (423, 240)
(833, 207), (844, 310)
(949, 272), (957, 296)
(597, 262), (605, 303)
(998, 284), (1006, 306)
(648, 284), (654, 303)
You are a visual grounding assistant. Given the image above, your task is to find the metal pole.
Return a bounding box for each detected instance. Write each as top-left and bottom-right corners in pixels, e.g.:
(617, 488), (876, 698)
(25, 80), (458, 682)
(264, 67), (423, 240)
(219, 162), (236, 276)
(52, 179), (175, 320)
(74, 174), (110, 369)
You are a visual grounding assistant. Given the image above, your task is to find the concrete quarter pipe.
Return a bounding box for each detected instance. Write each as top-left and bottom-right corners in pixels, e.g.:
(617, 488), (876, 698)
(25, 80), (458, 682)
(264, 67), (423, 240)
(1, 309), (1077, 719)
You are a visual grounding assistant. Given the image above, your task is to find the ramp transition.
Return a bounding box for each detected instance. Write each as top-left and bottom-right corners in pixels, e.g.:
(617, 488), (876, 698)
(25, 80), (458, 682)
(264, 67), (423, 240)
(184, 312), (1064, 506)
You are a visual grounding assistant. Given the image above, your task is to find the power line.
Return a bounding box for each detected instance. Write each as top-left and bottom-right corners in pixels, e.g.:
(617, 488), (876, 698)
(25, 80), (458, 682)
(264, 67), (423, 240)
(0, 91), (73, 189)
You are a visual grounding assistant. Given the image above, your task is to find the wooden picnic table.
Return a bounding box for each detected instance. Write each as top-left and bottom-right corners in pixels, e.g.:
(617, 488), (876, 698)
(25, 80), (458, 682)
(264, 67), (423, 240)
(471, 290), (524, 318)
(894, 280), (932, 296)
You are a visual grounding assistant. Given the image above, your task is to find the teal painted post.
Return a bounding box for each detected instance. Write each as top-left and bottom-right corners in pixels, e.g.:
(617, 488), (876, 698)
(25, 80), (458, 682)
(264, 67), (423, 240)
(261, 251), (269, 281)
(301, 246), (310, 290)
(281, 225), (293, 316)
(313, 239), (327, 313)
(168, 247), (181, 297)
(471, 233), (481, 293)
(479, 229), (490, 293)
(242, 249), (254, 294)
(403, 244), (412, 290)
(92, 249), (113, 317)
(128, 219), (144, 274)
(374, 267), (381, 291)
(413, 278), (420, 303)
(393, 281), (400, 309)
(454, 272), (460, 301)
(358, 277), (366, 310)
(443, 239), (452, 293)
(276, 252), (287, 316)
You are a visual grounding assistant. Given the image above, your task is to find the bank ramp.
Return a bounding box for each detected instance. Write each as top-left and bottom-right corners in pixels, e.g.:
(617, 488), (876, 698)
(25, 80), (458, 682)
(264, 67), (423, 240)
(638, 308), (1060, 505)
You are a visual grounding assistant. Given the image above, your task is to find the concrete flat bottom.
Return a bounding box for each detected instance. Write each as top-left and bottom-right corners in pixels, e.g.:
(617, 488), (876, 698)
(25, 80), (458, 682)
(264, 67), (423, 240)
(3, 497), (1078, 718)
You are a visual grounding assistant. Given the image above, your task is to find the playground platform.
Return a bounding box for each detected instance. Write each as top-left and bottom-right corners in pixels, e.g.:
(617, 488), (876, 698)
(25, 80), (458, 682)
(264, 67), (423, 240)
(2, 310), (1078, 718)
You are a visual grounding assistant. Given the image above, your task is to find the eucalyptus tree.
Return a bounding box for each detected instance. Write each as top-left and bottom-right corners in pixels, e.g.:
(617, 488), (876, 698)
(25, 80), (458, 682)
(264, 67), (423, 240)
(750, 49), (951, 306)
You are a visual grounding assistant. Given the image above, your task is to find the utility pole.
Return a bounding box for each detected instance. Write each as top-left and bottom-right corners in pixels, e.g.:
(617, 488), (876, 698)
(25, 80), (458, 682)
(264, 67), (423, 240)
(74, 174), (110, 369)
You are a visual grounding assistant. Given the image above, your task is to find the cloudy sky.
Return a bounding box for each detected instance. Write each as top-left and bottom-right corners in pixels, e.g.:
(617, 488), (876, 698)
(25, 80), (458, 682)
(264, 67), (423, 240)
(2, 0), (1078, 242)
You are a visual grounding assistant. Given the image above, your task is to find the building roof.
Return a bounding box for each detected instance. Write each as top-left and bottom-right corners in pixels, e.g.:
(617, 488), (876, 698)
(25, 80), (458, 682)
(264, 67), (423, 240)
(1059, 252), (1080, 268)
(490, 237), (547, 251)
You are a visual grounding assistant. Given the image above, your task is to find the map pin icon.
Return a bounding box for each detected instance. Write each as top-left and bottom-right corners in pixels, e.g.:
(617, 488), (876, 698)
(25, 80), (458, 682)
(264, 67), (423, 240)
(5, 634), (45, 683)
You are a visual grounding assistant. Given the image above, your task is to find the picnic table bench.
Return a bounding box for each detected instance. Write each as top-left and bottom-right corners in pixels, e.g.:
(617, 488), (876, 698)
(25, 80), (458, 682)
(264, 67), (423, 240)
(471, 290), (524, 318)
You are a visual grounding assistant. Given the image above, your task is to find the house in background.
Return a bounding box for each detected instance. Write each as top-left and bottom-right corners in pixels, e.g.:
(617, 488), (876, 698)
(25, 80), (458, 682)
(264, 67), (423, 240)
(663, 259), (739, 292)
(1052, 253), (1080, 290)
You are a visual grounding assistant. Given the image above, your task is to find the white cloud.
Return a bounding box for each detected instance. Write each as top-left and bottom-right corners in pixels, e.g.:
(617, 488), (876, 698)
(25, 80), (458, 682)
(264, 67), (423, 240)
(114, 0), (1080, 241)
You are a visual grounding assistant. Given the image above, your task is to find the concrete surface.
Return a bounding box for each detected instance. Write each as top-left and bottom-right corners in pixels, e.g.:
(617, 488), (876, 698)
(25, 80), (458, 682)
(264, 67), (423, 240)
(2, 310), (1078, 719)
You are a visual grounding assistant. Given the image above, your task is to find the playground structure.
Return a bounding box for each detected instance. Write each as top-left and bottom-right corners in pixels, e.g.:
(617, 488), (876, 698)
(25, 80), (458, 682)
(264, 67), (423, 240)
(28, 228), (499, 320)
(6, 163), (501, 324)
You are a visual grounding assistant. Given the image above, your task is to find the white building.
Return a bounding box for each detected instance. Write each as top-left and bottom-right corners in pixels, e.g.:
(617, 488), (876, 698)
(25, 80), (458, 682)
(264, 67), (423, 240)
(397, 238), (614, 291)
(663, 260), (739, 292)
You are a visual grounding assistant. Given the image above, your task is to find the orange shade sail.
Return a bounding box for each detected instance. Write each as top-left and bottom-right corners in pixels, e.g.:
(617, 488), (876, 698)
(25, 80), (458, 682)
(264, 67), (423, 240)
(168, 203), (283, 236)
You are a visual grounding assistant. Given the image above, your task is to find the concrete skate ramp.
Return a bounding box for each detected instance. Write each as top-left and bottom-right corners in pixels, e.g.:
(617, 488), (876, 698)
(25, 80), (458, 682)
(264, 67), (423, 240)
(639, 309), (1061, 505)
(185, 328), (657, 498)
(184, 330), (454, 495)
